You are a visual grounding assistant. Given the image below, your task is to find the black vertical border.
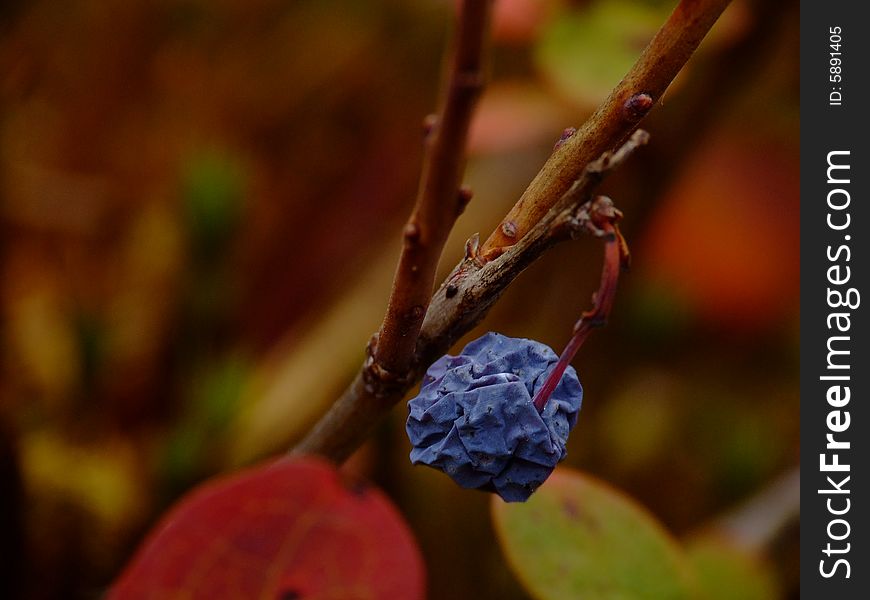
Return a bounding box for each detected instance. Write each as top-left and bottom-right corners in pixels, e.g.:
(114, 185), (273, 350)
(800, 1), (868, 596)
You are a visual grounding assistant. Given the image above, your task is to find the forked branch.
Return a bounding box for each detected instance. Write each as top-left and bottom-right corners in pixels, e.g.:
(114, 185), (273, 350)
(295, 132), (648, 462)
(294, 0), (733, 462)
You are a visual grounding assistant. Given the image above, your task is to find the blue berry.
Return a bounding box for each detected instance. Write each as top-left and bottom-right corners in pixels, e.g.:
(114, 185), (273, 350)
(406, 332), (582, 502)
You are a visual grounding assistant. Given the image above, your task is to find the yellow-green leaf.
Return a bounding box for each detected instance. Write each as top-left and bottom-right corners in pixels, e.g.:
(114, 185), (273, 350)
(687, 537), (779, 600)
(492, 467), (697, 600)
(535, 1), (668, 108)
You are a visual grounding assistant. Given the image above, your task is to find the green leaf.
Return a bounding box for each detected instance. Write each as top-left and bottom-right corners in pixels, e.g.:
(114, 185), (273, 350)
(161, 355), (252, 492)
(535, 1), (668, 108)
(492, 467), (697, 600)
(181, 149), (246, 261)
(686, 537), (779, 600)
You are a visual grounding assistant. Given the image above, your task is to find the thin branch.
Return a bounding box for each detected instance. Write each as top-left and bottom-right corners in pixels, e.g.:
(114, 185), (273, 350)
(294, 132), (648, 462)
(479, 0), (733, 260)
(532, 196), (629, 413)
(371, 0), (490, 380)
(290, 0), (491, 460)
(705, 467), (800, 555)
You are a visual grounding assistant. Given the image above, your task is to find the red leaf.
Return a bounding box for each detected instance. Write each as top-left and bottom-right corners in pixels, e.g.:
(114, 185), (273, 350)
(640, 131), (799, 328)
(110, 457), (425, 600)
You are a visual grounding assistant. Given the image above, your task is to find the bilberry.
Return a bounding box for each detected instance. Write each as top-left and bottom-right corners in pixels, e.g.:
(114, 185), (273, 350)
(406, 332), (582, 502)
(406, 195), (628, 502)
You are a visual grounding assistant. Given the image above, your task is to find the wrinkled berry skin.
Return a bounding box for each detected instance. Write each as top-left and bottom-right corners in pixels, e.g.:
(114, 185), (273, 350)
(406, 332), (582, 502)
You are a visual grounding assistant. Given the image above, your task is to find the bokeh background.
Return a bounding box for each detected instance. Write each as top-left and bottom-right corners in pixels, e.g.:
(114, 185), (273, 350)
(0, 0), (799, 598)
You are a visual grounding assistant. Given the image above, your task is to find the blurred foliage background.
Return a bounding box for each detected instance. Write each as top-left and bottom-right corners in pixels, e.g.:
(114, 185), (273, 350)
(0, 0), (798, 598)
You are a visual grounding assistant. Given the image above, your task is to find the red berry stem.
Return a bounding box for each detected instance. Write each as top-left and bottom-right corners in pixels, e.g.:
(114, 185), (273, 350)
(532, 200), (629, 412)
